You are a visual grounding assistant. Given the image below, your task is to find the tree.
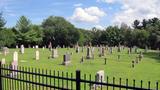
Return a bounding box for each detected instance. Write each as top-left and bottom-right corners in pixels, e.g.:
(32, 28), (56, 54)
(0, 12), (6, 30)
(0, 28), (15, 47)
(100, 26), (123, 46)
(42, 16), (80, 47)
(133, 20), (140, 29)
(14, 16), (43, 46)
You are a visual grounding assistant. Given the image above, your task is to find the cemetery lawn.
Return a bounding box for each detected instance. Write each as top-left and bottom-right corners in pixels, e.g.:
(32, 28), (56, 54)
(0, 47), (160, 88)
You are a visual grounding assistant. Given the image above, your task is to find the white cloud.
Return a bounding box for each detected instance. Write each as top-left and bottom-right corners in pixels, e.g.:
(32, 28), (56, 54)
(111, 0), (160, 26)
(95, 25), (105, 30)
(70, 6), (106, 24)
(97, 0), (117, 4)
(73, 3), (83, 7)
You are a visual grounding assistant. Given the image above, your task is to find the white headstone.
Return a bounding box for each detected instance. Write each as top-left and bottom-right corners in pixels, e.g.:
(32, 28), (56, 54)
(35, 50), (39, 60)
(96, 70), (105, 82)
(20, 45), (24, 54)
(35, 45), (39, 49)
(16, 45), (18, 49)
(1, 58), (5, 65)
(13, 51), (18, 62)
(10, 61), (18, 77)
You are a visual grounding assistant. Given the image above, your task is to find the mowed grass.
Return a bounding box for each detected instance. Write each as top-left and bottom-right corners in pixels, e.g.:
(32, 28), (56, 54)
(0, 47), (160, 89)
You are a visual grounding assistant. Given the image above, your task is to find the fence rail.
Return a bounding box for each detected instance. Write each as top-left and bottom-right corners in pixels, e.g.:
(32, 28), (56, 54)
(0, 64), (159, 90)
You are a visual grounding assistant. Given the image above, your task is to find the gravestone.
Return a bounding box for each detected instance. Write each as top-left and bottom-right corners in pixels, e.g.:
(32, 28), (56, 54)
(63, 54), (71, 65)
(130, 47), (133, 53)
(132, 61), (134, 68)
(28, 45), (31, 48)
(135, 57), (138, 64)
(81, 47), (84, 52)
(35, 50), (39, 60)
(20, 45), (24, 54)
(10, 61), (18, 77)
(16, 45), (18, 49)
(86, 47), (92, 59)
(117, 46), (121, 52)
(63, 45), (65, 48)
(80, 56), (84, 63)
(128, 48), (130, 54)
(118, 55), (120, 60)
(13, 51), (18, 62)
(48, 42), (52, 51)
(76, 47), (80, 53)
(1, 58), (6, 65)
(144, 46), (148, 53)
(42, 46), (45, 50)
(2, 47), (9, 56)
(99, 47), (105, 57)
(134, 47), (138, 53)
(139, 52), (143, 61)
(109, 47), (113, 54)
(51, 49), (58, 58)
(96, 70), (105, 82)
(35, 45), (39, 49)
(104, 58), (107, 65)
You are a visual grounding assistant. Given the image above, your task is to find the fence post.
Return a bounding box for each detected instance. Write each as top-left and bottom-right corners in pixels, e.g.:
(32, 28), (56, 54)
(76, 70), (81, 90)
(0, 62), (2, 90)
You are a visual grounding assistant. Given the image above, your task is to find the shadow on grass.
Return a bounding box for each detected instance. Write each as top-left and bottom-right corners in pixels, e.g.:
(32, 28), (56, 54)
(143, 51), (160, 63)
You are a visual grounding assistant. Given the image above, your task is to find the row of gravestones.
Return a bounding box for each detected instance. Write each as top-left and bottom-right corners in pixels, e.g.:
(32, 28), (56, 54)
(1, 51), (18, 77)
(131, 52), (144, 68)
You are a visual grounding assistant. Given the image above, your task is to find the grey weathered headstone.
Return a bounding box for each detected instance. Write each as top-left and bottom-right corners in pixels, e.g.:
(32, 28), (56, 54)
(144, 46), (148, 53)
(2, 47), (9, 56)
(139, 52), (143, 61)
(109, 47), (112, 54)
(128, 48), (130, 54)
(48, 42), (52, 51)
(86, 47), (92, 59)
(132, 61), (134, 68)
(134, 46), (138, 53)
(80, 56), (84, 63)
(99, 47), (105, 57)
(117, 46), (121, 52)
(76, 47), (80, 53)
(63, 54), (71, 65)
(104, 58), (107, 65)
(118, 55), (120, 60)
(51, 49), (58, 58)
(81, 47), (84, 52)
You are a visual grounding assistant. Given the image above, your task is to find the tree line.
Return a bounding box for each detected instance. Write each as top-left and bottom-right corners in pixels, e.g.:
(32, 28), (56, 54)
(0, 12), (160, 49)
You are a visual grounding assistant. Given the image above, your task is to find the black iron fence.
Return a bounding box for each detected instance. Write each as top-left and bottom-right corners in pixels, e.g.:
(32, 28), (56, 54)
(0, 64), (159, 90)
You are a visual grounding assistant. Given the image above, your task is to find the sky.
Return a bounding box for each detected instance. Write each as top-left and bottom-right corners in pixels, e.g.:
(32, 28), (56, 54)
(0, 0), (160, 29)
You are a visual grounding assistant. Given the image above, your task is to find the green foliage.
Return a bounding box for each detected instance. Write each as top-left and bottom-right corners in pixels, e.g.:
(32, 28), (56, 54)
(100, 26), (123, 46)
(14, 16), (43, 45)
(0, 12), (6, 30)
(0, 13), (160, 49)
(42, 16), (80, 47)
(0, 28), (15, 47)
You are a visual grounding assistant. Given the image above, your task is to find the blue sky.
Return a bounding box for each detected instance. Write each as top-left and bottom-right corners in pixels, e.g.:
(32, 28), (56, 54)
(0, 0), (160, 29)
